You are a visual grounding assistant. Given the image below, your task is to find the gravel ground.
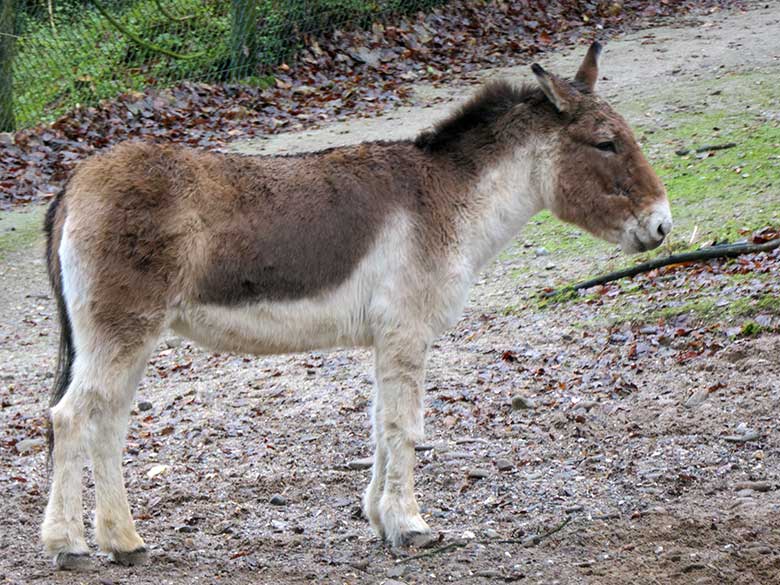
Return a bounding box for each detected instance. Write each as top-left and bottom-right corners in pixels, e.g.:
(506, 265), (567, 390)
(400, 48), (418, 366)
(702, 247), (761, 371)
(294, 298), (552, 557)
(2, 2), (780, 584)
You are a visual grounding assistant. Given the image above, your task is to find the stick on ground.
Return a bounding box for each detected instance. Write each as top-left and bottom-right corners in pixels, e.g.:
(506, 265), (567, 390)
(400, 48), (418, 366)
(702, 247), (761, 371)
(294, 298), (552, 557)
(544, 237), (780, 298)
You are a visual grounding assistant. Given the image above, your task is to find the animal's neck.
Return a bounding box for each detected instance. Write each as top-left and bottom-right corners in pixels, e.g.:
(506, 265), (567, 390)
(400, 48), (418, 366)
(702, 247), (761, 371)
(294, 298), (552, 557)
(459, 139), (554, 275)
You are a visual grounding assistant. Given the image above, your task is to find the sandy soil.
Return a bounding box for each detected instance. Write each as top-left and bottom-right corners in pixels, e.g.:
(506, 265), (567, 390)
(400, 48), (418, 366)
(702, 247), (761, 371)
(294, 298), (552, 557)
(2, 2), (780, 584)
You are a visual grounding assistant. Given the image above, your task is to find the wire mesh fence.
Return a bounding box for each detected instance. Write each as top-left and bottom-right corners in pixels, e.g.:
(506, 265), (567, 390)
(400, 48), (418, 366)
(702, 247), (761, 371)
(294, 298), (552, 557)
(1, 0), (445, 132)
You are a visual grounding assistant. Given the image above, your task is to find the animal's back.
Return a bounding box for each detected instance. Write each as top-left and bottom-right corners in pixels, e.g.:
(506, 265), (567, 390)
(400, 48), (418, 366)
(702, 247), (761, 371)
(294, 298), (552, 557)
(61, 140), (427, 309)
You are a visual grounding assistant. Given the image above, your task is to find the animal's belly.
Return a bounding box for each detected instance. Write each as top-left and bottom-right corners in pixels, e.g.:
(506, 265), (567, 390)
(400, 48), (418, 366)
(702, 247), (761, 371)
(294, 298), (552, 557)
(171, 296), (371, 355)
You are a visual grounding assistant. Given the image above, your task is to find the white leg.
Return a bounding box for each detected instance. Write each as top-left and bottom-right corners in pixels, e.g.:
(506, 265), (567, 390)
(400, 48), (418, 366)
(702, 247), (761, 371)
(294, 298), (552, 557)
(41, 384), (90, 569)
(87, 357), (150, 565)
(370, 335), (431, 546)
(363, 395), (388, 537)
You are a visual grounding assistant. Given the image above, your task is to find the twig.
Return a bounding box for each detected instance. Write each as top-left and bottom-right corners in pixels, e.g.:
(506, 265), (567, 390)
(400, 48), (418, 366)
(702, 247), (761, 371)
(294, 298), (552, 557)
(544, 238), (780, 298)
(397, 516), (573, 564)
(675, 142), (737, 156)
(91, 0), (204, 60)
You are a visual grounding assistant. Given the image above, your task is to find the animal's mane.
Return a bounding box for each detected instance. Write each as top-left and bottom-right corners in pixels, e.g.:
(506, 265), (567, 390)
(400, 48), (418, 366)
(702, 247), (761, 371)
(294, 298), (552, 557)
(415, 78), (592, 153)
(414, 80), (545, 153)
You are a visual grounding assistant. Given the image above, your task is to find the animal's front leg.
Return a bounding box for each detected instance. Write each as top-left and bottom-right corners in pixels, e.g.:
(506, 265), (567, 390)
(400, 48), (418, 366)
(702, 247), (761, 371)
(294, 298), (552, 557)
(369, 335), (431, 546)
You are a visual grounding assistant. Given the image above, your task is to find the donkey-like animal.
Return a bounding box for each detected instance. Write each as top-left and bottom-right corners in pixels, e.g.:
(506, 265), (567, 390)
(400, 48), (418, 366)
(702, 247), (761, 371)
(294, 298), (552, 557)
(42, 43), (671, 568)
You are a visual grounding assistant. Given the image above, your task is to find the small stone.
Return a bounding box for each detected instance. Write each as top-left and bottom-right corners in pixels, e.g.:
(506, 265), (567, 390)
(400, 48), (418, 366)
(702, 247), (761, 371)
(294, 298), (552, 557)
(164, 337), (182, 349)
(137, 401), (153, 411)
(511, 395), (535, 411)
(15, 437), (45, 454)
(387, 564), (405, 578)
(461, 530), (476, 540)
(734, 481), (773, 492)
(146, 464), (169, 479)
(347, 457), (373, 470)
(534, 247), (550, 256)
(496, 459), (514, 472)
(724, 429), (760, 443)
(483, 528), (500, 539)
(270, 519), (288, 532)
(522, 534), (541, 547)
(350, 560), (369, 571)
(176, 525), (195, 533)
(269, 494), (287, 506)
(467, 468), (490, 480)
(572, 400), (598, 411)
(684, 388), (710, 408)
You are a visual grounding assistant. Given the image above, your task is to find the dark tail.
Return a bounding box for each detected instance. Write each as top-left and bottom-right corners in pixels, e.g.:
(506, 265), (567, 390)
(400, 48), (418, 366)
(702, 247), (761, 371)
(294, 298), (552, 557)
(44, 183), (74, 464)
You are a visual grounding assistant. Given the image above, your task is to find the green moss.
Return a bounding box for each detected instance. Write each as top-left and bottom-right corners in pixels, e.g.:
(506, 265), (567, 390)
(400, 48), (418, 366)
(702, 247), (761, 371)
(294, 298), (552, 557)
(0, 207), (46, 261)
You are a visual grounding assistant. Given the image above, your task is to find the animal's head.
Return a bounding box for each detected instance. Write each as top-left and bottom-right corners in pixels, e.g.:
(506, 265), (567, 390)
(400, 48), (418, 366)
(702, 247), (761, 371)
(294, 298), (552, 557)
(531, 42), (672, 253)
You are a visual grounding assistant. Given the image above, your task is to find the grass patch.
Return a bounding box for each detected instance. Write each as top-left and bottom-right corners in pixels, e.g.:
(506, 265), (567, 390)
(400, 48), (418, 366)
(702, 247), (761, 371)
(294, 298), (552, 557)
(0, 207), (46, 262)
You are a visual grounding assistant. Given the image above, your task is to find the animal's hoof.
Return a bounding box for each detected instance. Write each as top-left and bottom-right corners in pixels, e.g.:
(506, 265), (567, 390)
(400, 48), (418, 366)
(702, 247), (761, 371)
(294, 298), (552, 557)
(399, 530), (438, 549)
(53, 552), (91, 571)
(110, 547), (149, 566)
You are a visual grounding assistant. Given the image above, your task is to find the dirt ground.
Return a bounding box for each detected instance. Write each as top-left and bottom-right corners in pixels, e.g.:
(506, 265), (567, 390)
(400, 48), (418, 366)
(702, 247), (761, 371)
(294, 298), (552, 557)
(2, 2), (780, 584)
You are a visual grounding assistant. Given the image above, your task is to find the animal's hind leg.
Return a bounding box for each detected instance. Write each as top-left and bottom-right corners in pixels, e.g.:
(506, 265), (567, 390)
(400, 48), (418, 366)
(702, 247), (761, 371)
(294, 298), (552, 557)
(41, 377), (90, 569)
(86, 344), (157, 565)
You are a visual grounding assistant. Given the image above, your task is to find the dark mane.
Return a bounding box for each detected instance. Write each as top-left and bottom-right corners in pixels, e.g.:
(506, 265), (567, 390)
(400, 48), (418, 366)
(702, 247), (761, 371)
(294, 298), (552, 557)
(414, 80), (545, 153)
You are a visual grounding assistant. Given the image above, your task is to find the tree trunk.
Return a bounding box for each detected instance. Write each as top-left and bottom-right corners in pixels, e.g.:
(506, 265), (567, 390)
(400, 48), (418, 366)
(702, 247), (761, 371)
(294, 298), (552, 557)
(0, 0), (16, 132)
(229, 0), (257, 80)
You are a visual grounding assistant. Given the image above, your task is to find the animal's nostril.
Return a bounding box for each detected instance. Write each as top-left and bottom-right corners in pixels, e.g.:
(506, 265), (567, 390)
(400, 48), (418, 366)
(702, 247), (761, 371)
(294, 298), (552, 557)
(656, 219), (672, 238)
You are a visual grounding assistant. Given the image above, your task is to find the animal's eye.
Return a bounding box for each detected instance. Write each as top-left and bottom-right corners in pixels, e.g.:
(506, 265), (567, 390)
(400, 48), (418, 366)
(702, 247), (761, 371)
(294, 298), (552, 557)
(595, 141), (617, 153)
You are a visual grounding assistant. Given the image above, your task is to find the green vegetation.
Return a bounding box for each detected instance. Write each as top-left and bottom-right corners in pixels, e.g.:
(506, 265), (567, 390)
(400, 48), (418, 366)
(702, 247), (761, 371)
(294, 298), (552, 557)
(9, 0), (445, 128)
(0, 207), (46, 261)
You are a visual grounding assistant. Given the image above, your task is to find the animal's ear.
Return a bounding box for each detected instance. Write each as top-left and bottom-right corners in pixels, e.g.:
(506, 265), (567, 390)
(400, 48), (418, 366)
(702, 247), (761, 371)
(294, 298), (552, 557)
(531, 63), (578, 113)
(574, 41), (602, 91)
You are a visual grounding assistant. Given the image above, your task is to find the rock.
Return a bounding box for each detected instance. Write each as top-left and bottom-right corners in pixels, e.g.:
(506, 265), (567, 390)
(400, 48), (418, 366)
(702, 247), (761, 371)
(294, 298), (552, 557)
(511, 395), (535, 411)
(684, 388), (710, 408)
(146, 464), (169, 479)
(347, 457), (373, 470)
(496, 459), (514, 472)
(270, 519), (288, 532)
(572, 400), (598, 411)
(176, 525), (196, 533)
(461, 530), (476, 540)
(467, 468), (490, 480)
(534, 247), (550, 256)
(15, 437), (45, 454)
(387, 564), (405, 578)
(723, 429), (760, 443)
(269, 494), (287, 506)
(734, 481), (773, 492)
(522, 534), (541, 547)
(350, 559), (369, 571)
(483, 528), (500, 539)
(137, 401), (153, 411)
(164, 337), (182, 348)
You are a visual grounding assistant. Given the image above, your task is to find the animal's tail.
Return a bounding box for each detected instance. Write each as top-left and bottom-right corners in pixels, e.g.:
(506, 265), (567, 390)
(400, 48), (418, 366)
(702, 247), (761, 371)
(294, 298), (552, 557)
(43, 183), (74, 465)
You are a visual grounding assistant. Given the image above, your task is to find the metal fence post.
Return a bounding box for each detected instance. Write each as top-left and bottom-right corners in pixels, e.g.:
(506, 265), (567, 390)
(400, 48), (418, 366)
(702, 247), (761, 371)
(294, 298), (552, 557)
(229, 0), (258, 81)
(0, 0), (17, 132)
